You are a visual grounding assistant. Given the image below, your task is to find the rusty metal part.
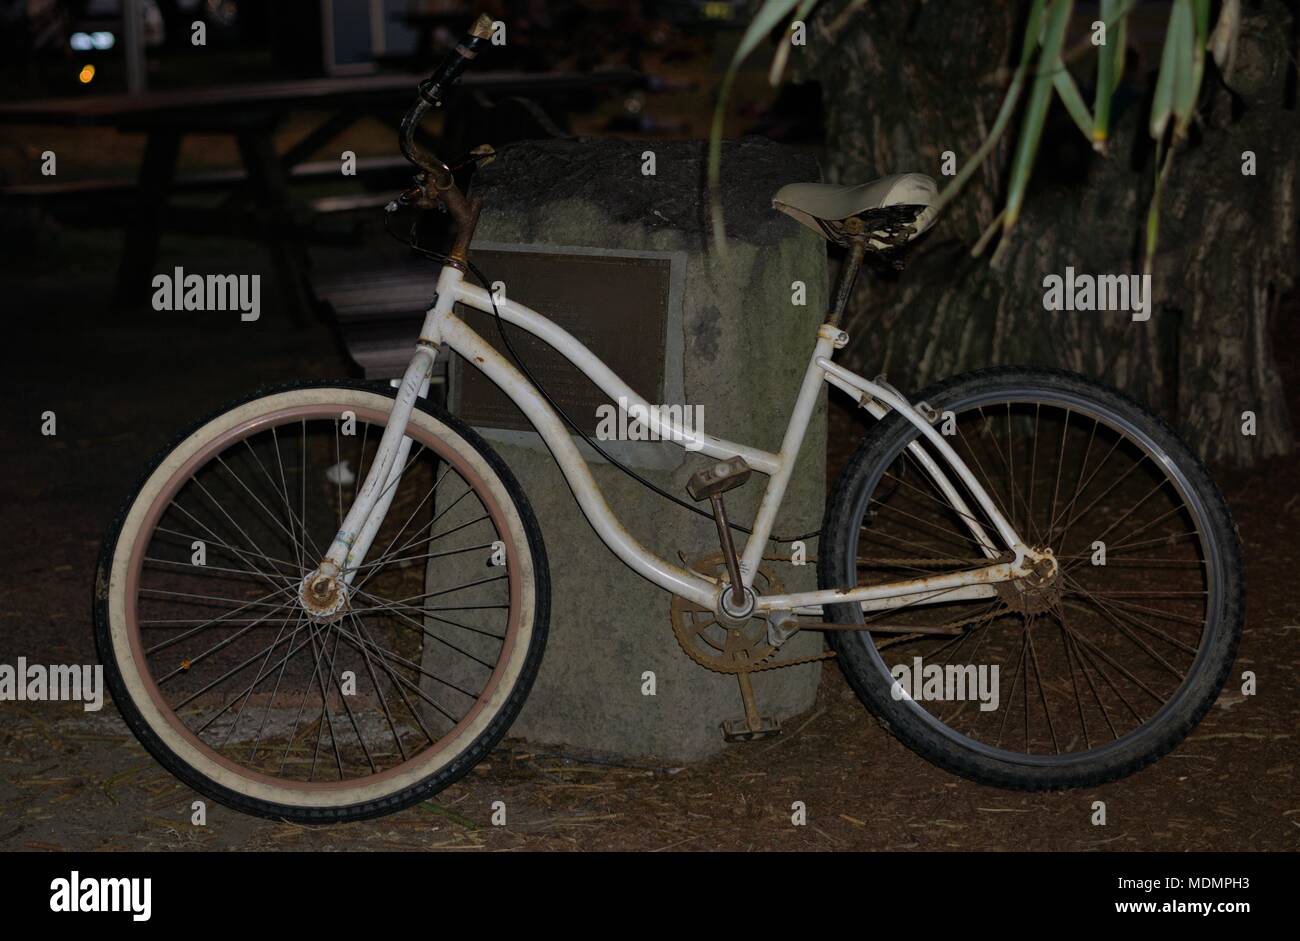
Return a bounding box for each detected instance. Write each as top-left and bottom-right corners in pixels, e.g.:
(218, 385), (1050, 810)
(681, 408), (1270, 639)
(298, 572), (348, 623)
(400, 170), (481, 263)
(826, 236), (867, 328)
(670, 554), (835, 674)
(814, 622), (965, 634)
(993, 546), (1059, 615)
(995, 574), (1059, 615)
(446, 193), (482, 267)
(708, 495), (746, 615)
(722, 672), (782, 742)
(397, 17), (492, 269)
(686, 458), (755, 613)
(874, 605), (1016, 652)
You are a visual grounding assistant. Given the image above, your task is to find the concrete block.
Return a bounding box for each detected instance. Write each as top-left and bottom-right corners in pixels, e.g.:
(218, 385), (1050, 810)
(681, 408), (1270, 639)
(433, 137), (829, 762)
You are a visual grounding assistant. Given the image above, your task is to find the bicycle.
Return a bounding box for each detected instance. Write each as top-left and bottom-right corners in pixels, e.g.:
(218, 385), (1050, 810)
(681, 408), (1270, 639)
(95, 15), (1244, 823)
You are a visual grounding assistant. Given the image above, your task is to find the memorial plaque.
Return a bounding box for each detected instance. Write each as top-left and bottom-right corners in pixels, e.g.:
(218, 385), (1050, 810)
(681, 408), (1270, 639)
(450, 244), (676, 435)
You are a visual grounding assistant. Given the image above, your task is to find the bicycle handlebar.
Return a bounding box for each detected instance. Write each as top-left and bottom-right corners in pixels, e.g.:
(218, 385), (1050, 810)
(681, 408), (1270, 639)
(399, 13), (494, 182)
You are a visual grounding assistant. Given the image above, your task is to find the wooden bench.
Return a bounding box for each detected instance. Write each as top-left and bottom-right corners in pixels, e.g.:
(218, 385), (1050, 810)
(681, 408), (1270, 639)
(312, 262), (450, 399)
(0, 155), (412, 204)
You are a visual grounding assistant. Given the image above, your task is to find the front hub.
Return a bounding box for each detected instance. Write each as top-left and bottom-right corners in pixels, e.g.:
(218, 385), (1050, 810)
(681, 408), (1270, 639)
(299, 571), (349, 624)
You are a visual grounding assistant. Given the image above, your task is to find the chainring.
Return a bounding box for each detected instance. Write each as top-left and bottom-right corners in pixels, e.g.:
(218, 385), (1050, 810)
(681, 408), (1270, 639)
(670, 554), (779, 674)
(671, 552), (842, 675)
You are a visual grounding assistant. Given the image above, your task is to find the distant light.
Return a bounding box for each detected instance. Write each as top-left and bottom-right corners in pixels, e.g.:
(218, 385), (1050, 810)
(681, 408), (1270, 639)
(701, 2), (734, 19)
(79, 64), (96, 84)
(71, 30), (115, 51)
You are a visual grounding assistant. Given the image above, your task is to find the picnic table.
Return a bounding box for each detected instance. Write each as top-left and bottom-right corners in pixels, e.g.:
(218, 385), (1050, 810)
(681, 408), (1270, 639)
(0, 69), (640, 321)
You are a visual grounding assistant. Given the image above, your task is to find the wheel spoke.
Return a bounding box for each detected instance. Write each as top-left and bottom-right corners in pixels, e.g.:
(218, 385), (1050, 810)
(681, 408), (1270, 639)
(113, 397), (525, 795)
(840, 387), (1220, 763)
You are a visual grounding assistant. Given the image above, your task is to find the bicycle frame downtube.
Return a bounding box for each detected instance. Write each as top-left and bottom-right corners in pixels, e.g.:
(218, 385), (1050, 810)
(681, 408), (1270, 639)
(436, 329), (720, 611)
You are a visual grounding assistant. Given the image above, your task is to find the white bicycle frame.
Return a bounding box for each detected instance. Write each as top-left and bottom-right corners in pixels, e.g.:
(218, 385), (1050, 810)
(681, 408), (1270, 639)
(316, 263), (1041, 619)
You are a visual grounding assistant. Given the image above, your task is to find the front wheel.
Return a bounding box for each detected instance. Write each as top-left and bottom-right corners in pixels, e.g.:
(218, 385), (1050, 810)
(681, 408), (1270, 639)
(819, 367), (1243, 790)
(95, 381), (550, 822)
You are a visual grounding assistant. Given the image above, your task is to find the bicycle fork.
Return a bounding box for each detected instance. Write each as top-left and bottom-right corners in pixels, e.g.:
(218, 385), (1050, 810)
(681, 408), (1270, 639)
(300, 300), (452, 621)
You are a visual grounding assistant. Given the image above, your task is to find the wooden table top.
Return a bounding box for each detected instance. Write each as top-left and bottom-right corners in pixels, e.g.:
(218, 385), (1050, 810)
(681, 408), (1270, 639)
(0, 69), (641, 126)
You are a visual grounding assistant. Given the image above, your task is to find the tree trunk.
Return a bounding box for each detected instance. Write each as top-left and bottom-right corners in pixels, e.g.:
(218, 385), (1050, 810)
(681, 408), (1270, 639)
(794, 0), (1297, 465)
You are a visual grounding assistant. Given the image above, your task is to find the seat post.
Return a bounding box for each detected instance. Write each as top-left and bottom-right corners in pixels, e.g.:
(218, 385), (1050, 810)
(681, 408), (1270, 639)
(827, 234), (868, 328)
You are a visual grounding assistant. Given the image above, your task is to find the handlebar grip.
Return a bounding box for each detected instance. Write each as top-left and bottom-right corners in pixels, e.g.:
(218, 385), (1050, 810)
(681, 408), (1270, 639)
(467, 13), (494, 40)
(399, 14), (494, 179)
(418, 13), (495, 106)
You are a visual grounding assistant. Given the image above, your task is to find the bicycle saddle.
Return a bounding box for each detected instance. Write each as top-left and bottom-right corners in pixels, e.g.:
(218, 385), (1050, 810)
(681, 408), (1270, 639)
(772, 173), (938, 248)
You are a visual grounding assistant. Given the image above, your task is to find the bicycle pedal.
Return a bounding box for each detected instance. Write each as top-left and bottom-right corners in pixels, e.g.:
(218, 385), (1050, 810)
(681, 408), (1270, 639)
(721, 716), (782, 743)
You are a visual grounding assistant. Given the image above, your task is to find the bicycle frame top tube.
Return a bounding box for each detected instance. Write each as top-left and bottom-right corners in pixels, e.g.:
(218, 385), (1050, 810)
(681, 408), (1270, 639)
(323, 262), (1034, 616)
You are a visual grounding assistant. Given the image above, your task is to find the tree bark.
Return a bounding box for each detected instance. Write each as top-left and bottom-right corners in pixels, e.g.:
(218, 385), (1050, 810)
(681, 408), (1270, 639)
(793, 0), (1297, 465)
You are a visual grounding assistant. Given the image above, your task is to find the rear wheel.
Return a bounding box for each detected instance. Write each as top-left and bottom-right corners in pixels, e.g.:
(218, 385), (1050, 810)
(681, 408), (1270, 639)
(95, 381), (549, 822)
(819, 367), (1243, 789)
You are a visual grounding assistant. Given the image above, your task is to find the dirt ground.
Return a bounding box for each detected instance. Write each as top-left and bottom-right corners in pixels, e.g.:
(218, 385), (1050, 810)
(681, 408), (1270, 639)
(1, 226), (1296, 852)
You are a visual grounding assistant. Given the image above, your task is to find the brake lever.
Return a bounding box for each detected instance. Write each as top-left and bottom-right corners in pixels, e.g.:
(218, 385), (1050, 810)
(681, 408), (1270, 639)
(386, 174), (447, 213)
(387, 187), (420, 213)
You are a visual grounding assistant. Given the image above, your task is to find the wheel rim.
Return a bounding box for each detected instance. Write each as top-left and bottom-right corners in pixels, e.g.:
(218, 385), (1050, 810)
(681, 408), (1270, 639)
(113, 394), (529, 803)
(843, 389), (1221, 766)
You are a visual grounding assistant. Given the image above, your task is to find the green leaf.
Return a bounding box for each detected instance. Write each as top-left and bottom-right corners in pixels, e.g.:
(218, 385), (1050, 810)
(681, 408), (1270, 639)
(933, 0), (1047, 216)
(1151, 0), (1193, 140)
(1171, 1), (1197, 129)
(1112, 12), (1127, 88)
(1209, 0), (1241, 75)
(1018, 0), (1049, 69)
(1144, 139), (1173, 279)
(707, 0), (801, 251)
(734, 0), (803, 64)
(1193, 0), (1212, 44)
(768, 0), (820, 85)
(1093, 0), (1121, 143)
(1002, 0), (1074, 232)
(1180, 0), (1212, 137)
(1146, 1), (1203, 276)
(1054, 61), (1094, 140)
